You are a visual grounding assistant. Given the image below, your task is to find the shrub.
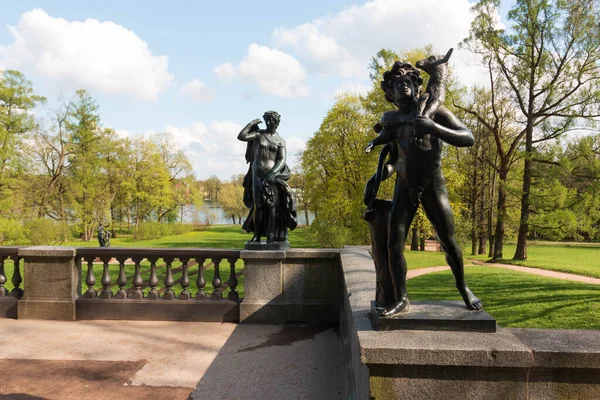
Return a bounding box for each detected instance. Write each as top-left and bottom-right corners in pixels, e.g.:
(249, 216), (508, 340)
(0, 218), (28, 245)
(133, 222), (193, 240)
(133, 222), (163, 240)
(26, 219), (64, 245)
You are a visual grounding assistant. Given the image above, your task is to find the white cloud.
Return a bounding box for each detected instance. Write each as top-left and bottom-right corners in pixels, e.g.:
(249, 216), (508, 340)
(214, 43), (310, 98)
(0, 9), (173, 100)
(180, 79), (217, 103)
(122, 121), (305, 180)
(272, 0), (492, 87)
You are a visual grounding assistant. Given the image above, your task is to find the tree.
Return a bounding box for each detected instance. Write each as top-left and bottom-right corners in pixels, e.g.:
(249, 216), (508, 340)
(201, 175), (222, 201)
(173, 175), (203, 224)
(302, 93), (375, 247)
(0, 70), (45, 215)
(465, 0), (600, 259)
(288, 166), (311, 226)
(150, 133), (194, 222)
(219, 181), (246, 224)
(453, 85), (523, 260)
(27, 100), (75, 240)
(66, 90), (109, 241)
(121, 137), (173, 228)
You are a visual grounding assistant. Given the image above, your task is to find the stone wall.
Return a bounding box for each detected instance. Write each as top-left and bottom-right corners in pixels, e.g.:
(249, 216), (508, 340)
(339, 248), (600, 400)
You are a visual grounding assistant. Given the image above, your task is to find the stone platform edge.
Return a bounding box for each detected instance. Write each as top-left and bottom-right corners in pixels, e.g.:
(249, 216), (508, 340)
(339, 247), (600, 399)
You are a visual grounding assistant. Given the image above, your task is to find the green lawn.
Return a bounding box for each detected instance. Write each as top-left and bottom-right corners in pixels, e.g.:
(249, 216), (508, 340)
(404, 250), (454, 269)
(468, 242), (600, 278)
(408, 266), (600, 329)
(63, 225), (318, 249)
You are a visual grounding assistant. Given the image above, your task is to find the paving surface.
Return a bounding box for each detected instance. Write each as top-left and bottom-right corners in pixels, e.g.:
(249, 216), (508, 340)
(470, 259), (600, 284)
(0, 320), (343, 400)
(408, 261), (600, 285)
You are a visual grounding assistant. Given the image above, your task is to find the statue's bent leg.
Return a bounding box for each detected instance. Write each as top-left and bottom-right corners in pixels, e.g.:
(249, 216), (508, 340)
(383, 182), (414, 316)
(421, 171), (482, 310)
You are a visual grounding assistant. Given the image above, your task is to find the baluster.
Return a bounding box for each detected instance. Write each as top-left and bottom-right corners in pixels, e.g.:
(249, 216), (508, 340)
(0, 256), (6, 297)
(114, 256), (128, 299)
(227, 257), (239, 301)
(100, 256), (112, 299)
(163, 256), (175, 300)
(195, 257), (207, 300)
(129, 256), (144, 299)
(211, 258), (223, 300)
(10, 257), (23, 298)
(179, 257), (191, 300)
(83, 257), (96, 298)
(147, 257), (159, 300)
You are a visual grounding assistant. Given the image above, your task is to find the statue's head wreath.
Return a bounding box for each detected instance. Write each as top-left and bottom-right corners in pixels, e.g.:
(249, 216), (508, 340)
(380, 61), (423, 104)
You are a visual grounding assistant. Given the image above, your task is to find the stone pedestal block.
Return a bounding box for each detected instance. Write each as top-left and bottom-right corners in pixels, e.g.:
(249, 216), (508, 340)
(17, 247), (78, 320)
(239, 251), (285, 324)
(239, 249), (341, 324)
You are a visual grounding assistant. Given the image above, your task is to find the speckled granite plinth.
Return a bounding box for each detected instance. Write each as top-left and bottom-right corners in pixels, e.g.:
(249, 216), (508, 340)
(370, 300), (496, 333)
(244, 240), (290, 251)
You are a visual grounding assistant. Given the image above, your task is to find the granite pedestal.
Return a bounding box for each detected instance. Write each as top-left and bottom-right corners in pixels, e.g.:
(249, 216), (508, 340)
(244, 241), (290, 251)
(370, 300), (497, 333)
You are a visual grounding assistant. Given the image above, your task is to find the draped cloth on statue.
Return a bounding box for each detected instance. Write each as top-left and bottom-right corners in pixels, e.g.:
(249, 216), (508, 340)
(242, 140), (298, 241)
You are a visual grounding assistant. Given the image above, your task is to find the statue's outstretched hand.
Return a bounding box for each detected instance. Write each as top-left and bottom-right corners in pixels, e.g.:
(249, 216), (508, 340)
(251, 118), (262, 125)
(365, 141), (375, 154)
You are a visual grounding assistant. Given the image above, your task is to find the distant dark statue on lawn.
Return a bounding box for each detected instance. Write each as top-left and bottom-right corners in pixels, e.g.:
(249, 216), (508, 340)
(97, 224), (111, 247)
(238, 111), (297, 249)
(363, 51), (482, 317)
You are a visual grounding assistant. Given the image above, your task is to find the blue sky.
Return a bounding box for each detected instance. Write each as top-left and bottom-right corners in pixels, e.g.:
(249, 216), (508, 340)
(0, 0), (514, 179)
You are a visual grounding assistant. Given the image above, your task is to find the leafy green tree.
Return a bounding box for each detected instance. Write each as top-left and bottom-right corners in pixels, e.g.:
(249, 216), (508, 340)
(121, 137), (173, 228)
(465, 0), (600, 259)
(0, 70), (45, 215)
(302, 93), (376, 247)
(288, 166), (311, 226)
(453, 85), (523, 260)
(219, 181), (246, 224)
(67, 89), (110, 240)
(173, 175), (202, 223)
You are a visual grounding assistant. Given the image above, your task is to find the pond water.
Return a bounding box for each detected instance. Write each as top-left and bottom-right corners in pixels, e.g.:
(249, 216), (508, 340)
(182, 201), (313, 226)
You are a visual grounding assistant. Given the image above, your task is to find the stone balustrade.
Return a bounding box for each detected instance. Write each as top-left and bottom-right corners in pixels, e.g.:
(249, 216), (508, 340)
(2, 245), (600, 398)
(0, 246), (21, 318)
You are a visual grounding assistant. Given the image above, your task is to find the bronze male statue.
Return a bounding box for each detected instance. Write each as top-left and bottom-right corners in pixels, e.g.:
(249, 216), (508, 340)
(364, 59), (482, 317)
(238, 111), (297, 248)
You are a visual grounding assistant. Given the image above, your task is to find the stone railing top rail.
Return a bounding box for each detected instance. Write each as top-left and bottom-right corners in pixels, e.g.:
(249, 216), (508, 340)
(75, 247), (242, 261)
(0, 247), (20, 258)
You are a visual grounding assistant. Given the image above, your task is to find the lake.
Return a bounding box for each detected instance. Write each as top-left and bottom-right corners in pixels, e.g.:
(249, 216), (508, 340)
(182, 201), (313, 226)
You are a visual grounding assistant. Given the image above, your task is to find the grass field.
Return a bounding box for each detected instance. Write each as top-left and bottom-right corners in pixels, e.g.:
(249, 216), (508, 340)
(63, 225), (318, 249)
(4, 227), (600, 329)
(408, 266), (600, 329)
(468, 242), (600, 278)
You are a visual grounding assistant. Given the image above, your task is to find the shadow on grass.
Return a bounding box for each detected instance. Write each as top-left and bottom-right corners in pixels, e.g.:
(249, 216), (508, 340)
(408, 266), (600, 329)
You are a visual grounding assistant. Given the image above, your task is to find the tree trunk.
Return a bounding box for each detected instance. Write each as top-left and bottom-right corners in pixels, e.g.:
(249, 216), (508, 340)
(514, 125), (534, 260)
(478, 171), (487, 255)
(471, 165), (478, 256)
(419, 235), (425, 251)
(411, 226), (419, 250)
(487, 165), (496, 258)
(304, 207), (310, 226)
(492, 170), (508, 261)
(231, 214), (236, 224)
